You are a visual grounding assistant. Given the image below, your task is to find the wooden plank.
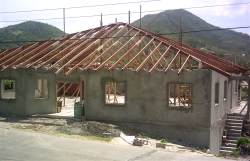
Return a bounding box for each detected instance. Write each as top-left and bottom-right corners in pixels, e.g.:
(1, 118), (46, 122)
(108, 36), (145, 70)
(65, 25), (130, 75)
(0, 42), (40, 68)
(0, 47), (22, 62)
(178, 55), (190, 74)
(50, 25), (119, 71)
(19, 41), (55, 68)
(136, 42), (162, 71)
(82, 28), (134, 71)
(94, 31), (141, 70)
(56, 24), (126, 74)
(149, 45), (171, 72)
(8, 41), (51, 68)
(33, 28), (97, 69)
(165, 50), (180, 72)
(122, 38), (155, 70)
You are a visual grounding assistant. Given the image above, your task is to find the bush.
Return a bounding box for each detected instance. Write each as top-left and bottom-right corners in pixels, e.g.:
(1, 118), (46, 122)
(160, 138), (168, 144)
(237, 137), (250, 155)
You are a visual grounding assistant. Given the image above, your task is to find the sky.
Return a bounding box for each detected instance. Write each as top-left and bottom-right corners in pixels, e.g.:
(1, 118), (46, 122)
(0, 0), (250, 35)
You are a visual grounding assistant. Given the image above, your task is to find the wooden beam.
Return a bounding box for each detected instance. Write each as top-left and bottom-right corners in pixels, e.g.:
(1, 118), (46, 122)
(122, 38), (155, 70)
(43, 25), (113, 70)
(178, 55), (191, 74)
(26, 32), (90, 68)
(56, 24), (127, 74)
(83, 28), (134, 71)
(33, 28), (97, 69)
(149, 45), (171, 72)
(0, 42), (40, 68)
(19, 41), (55, 68)
(136, 42), (162, 71)
(152, 41), (167, 67)
(0, 47), (22, 63)
(65, 25), (131, 75)
(7, 41), (51, 68)
(108, 36), (146, 70)
(94, 31), (141, 70)
(165, 50), (180, 72)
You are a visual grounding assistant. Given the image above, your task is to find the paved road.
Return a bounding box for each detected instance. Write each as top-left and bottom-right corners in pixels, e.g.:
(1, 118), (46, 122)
(0, 122), (234, 161)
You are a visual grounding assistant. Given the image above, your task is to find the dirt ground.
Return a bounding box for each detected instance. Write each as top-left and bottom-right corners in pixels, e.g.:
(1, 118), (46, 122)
(0, 116), (249, 160)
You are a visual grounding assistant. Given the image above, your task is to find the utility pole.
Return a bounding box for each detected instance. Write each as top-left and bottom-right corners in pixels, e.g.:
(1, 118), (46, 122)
(248, 80), (250, 119)
(179, 15), (183, 45)
(63, 8), (66, 35)
(128, 10), (131, 24)
(139, 5), (142, 28)
(178, 15), (183, 68)
(100, 13), (103, 27)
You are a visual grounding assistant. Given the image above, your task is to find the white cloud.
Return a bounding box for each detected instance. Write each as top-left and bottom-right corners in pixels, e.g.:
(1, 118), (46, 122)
(213, 0), (250, 17)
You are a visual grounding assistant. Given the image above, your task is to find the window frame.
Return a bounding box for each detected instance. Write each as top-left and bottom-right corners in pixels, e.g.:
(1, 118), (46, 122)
(102, 78), (127, 106)
(34, 78), (48, 99)
(167, 82), (193, 110)
(223, 80), (228, 101)
(215, 82), (220, 105)
(0, 78), (16, 100)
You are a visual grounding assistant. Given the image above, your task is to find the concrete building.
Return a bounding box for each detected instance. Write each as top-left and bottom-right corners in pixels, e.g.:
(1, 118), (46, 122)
(0, 23), (249, 154)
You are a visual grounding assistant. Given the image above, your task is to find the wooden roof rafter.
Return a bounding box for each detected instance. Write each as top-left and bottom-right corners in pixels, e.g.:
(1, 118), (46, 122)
(0, 22), (247, 76)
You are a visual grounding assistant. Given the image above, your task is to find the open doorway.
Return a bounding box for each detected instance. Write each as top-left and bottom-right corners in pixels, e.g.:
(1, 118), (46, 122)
(53, 81), (84, 117)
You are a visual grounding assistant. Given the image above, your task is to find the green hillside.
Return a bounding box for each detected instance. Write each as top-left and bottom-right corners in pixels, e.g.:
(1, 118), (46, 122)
(0, 21), (64, 49)
(133, 9), (250, 67)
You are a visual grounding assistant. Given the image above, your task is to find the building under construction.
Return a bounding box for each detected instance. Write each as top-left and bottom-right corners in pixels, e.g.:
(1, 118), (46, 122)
(0, 22), (249, 154)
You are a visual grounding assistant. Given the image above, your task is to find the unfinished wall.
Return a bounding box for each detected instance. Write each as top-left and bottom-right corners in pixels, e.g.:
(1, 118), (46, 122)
(84, 69), (212, 147)
(209, 71), (232, 154)
(0, 69), (59, 116)
(0, 69), (26, 115)
(22, 69), (57, 115)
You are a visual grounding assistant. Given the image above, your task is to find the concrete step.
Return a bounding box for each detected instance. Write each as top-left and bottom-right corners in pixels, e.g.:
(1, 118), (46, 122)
(227, 116), (244, 120)
(227, 128), (242, 133)
(226, 122), (243, 126)
(227, 114), (245, 119)
(220, 149), (233, 154)
(226, 125), (242, 130)
(223, 142), (237, 147)
(220, 146), (237, 151)
(226, 119), (243, 123)
(227, 132), (241, 137)
(227, 136), (240, 140)
(224, 139), (237, 144)
(228, 113), (244, 116)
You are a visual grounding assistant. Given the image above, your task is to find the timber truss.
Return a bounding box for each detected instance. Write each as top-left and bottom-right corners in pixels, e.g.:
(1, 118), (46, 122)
(0, 22), (247, 76)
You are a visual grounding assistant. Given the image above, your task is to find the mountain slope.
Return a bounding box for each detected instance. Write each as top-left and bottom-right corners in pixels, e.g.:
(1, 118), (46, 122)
(0, 21), (64, 49)
(133, 9), (250, 66)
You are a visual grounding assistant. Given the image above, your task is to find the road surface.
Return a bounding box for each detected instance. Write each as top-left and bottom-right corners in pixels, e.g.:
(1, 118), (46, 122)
(0, 121), (235, 161)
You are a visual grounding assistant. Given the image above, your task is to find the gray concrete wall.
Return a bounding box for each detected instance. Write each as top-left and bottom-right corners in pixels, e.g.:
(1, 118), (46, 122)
(209, 71), (232, 154)
(0, 69), (26, 115)
(22, 69), (57, 115)
(84, 69), (212, 147)
(0, 69), (59, 116)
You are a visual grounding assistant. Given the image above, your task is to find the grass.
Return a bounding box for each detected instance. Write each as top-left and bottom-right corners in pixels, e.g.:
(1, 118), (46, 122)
(12, 124), (113, 142)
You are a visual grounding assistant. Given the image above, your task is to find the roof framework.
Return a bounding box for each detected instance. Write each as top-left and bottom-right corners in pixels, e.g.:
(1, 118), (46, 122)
(0, 22), (247, 76)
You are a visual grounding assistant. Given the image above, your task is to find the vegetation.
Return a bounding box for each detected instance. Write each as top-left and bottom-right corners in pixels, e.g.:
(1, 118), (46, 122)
(133, 9), (250, 67)
(2, 80), (15, 90)
(0, 21), (64, 49)
(237, 137), (250, 155)
(160, 138), (168, 144)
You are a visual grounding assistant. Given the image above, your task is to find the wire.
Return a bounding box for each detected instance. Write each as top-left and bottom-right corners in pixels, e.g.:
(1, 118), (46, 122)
(0, 0), (160, 14)
(0, 1), (249, 23)
(0, 25), (249, 44)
